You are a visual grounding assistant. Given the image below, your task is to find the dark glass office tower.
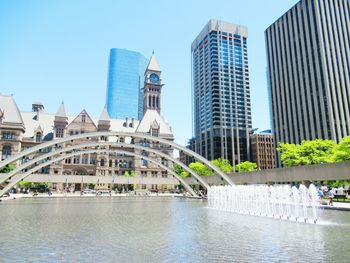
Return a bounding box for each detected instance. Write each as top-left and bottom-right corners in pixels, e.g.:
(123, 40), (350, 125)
(265, 0), (350, 166)
(191, 19), (252, 165)
(106, 48), (148, 120)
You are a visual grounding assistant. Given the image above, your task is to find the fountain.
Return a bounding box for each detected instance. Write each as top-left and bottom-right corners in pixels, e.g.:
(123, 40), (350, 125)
(207, 184), (320, 224)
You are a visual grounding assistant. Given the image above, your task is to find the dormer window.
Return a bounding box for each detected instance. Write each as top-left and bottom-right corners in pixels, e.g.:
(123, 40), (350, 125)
(151, 128), (159, 137)
(56, 128), (64, 138)
(35, 132), (42, 142)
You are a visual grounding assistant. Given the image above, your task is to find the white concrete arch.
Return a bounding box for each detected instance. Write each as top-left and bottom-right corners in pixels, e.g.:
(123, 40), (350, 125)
(0, 149), (198, 197)
(0, 142), (209, 189)
(0, 132), (234, 185)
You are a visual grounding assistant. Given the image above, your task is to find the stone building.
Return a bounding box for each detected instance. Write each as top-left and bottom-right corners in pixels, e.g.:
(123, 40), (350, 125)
(0, 54), (176, 192)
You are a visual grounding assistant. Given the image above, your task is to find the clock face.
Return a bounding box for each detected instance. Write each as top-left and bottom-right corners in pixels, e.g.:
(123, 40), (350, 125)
(150, 73), (159, 83)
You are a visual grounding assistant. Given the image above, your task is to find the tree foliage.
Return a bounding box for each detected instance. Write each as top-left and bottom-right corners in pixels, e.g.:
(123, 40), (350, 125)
(235, 161), (257, 172)
(211, 158), (233, 173)
(173, 164), (189, 178)
(188, 162), (213, 176)
(333, 136), (350, 162)
(278, 137), (350, 167)
(0, 163), (16, 173)
(325, 180), (350, 189)
(124, 170), (137, 177)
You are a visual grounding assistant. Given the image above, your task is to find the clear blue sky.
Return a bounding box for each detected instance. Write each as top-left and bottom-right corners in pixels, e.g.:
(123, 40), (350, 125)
(0, 0), (298, 145)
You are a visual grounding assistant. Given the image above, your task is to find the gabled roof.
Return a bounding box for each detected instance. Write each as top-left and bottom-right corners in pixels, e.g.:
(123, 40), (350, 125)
(55, 101), (67, 118)
(151, 119), (160, 129)
(146, 54), (161, 72)
(0, 94), (25, 126)
(68, 109), (97, 129)
(99, 105), (110, 122)
(136, 110), (172, 136)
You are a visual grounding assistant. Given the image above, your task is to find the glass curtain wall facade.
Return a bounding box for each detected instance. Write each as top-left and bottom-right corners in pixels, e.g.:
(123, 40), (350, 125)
(265, 0), (350, 166)
(106, 48), (149, 120)
(191, 19), (252, 165)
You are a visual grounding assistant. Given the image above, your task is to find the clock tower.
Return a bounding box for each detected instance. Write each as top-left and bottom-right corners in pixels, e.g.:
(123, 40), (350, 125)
(143, 53), (163, 115)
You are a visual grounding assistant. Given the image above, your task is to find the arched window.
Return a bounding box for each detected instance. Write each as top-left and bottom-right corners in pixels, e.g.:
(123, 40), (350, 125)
(36, 132), (42, 142)
(148, 96), (152, 107)
(2, 145), (11, 160)
(156, 96), (159, 108)
(100, 159), (105, 167)
(109, 160), (112, 167)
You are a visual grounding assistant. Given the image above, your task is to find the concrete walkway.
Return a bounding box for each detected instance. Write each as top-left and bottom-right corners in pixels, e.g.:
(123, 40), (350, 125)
(320, 201), (350, 211)
(0, 192), (185, 202)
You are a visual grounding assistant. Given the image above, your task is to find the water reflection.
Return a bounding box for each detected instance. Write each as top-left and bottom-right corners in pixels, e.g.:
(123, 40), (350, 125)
(0, 197), (349, 262)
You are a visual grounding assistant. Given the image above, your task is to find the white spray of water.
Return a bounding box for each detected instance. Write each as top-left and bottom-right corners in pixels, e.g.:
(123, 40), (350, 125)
(207, 184), (320, 224)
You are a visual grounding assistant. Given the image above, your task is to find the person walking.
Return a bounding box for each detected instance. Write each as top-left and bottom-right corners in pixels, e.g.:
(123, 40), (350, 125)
(328, 189), (335, 206)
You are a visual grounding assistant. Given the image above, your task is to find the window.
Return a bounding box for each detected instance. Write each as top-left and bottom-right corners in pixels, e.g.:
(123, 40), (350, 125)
(151, 128), (159, 137)
(2, 132), (16, 140)
(100, 159), (105, 167)
(82, 156), (89, 164)
(162, 171), (168, 178)
(82, 114), (86, 123)
(1, 145), (11, 160)
(141, 158), (148, 167)
(35, 132), (42, 142)
(109, 160), (113, 167)
(56, 128), (64, 138)
(151, 171), (157, 178)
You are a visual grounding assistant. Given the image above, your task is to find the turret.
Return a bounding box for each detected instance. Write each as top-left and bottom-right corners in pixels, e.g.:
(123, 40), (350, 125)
(54, 101), (68, 138)
(98, 105), (111, 131)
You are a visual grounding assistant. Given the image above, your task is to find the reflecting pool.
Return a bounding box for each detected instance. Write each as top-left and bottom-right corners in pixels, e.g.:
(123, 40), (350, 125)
(0, 197), (349, 262)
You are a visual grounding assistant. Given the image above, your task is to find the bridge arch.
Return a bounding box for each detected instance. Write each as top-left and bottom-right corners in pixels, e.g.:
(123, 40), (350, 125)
(0, 141), (209, 190)
(0, 132), (234, 186)
(0, 149), (199, 197)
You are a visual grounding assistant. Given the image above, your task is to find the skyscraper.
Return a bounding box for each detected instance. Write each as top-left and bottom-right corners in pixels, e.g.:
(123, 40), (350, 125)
(191, 19), (252, 165)
(265, 0), (350, 165)
(106, 48), (149, 120)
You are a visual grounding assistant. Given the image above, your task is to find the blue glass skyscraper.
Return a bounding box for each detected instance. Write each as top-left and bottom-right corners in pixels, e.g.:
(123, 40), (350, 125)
(106, 48), (149, 120)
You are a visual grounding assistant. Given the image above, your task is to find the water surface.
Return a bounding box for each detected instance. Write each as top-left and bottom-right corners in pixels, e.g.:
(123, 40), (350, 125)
(0, 197), (349, 262)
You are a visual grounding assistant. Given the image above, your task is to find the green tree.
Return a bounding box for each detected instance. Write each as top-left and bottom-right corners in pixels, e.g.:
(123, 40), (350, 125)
(173, 164), (189, 178)
(211, 158), (233, 173)
(18, 181), (32, 189)
(325, 180), (350, 189)
(124, 170), (136, 191)
(188, 162), (213, 176)
(278, 139), (336, 167)
(0, 163), (15, 173)
(88, 183), (95, 189)
(333, 136), (350, 162)
(235, 161), (257, 172)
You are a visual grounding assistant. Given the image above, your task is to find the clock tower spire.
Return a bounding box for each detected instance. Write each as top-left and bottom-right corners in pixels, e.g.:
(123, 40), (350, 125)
(143, 53), (163, 115)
